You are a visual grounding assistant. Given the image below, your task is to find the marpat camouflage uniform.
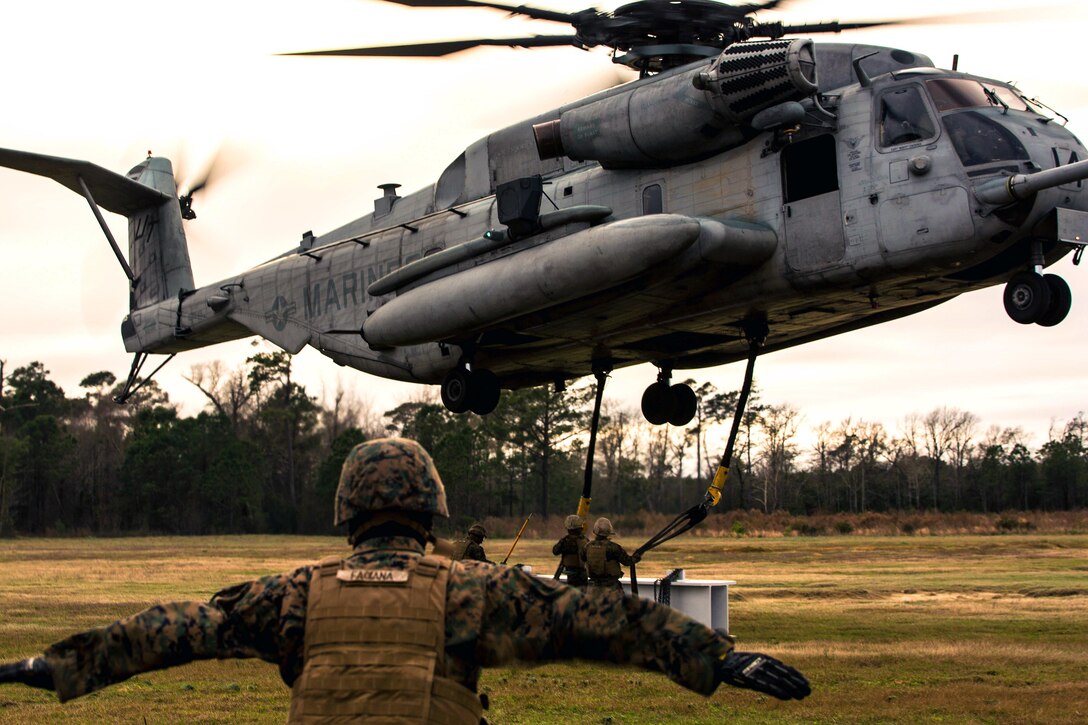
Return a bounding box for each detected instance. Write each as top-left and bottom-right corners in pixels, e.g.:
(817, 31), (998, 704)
(453, 523), (491, 563)
(40, 534), (732, 704)
(453, 536), (490, 563)
(6, 439), (807, 711)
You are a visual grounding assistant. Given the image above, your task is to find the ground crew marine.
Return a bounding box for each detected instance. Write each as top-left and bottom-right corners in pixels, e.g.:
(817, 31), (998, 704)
(583, 516), (636, 592)
(291, 554), (480, 722)
(452, 523), (491, 562)
(0, 438), (811, 718)
(552, 514), (589, 587)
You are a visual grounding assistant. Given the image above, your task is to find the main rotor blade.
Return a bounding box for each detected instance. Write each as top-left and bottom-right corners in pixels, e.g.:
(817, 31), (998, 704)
(771, 20), (896, 36)
(771, 6), (1053, 37)
(284, 35), (581, 57)
(376, 0), (576, 24)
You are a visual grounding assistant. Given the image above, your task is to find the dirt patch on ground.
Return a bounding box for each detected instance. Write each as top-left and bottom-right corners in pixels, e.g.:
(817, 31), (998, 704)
(1020, 587), (1088, 597)
(755, 588), (878, 600)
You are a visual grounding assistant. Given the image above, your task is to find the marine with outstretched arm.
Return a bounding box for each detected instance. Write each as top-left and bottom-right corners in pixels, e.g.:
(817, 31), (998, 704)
(0, 438), (810, 720)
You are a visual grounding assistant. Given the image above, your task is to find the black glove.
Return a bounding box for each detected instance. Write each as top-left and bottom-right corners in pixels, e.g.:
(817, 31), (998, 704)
(0, 657), (54, 691)
(717, 650), (810, 700)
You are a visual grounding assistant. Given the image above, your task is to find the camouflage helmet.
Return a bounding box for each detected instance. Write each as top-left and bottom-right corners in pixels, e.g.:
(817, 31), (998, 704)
(592, 517), (615, 537)
(564, 514), (584, 531)
(334, 438), (448, 526)
(468, 523), (487, 539)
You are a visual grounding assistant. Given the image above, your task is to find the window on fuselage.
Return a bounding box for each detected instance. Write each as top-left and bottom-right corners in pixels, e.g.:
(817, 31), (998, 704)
(878, 86), (937, 147)
(642, 184), (663, 214)
(782, 134), (838, 203)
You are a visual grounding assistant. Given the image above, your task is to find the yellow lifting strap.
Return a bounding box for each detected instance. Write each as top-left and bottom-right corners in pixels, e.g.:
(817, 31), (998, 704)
(706, 465), (728, 507)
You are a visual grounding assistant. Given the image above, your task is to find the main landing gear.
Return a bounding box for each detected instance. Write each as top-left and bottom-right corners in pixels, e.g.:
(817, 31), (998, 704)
(440, 364), (501, 415)
(627, 321), (766, 595)
(1003, 271), (1072, 327)
(641, 369), (697, 426)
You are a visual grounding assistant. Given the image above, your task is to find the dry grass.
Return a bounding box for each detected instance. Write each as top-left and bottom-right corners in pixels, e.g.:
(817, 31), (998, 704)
(0, 533), (1086, 723)
(466, 509), (1088, 541)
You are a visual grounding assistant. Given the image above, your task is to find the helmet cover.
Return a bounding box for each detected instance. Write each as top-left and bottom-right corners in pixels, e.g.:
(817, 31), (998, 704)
(334, 437), (448, 526)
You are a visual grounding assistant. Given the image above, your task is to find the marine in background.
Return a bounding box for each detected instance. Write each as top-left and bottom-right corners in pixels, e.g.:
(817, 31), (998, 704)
(453, 522), (492, 563)
(0, 438), (810, 720)
(582, 516), (637, 592)
(552, 514), (589, 587)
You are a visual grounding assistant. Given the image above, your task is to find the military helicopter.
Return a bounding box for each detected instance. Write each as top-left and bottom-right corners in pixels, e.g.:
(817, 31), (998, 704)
(0, 0), (1084, 434)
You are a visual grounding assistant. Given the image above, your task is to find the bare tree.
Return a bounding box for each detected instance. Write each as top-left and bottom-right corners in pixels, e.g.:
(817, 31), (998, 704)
(597, 401), (638, 514)
(184, 360), (255, 431)
(923, 406), (976, 510)
(891, 413), (927, 509)
(831, 417), (858, 511)
(754, 403), (800, 513)
(948, 410), (979, 508)
(684, 380), (718, 481)
(318, 379), (383, 447)
(812, 421), (836, 510)
(855, 420), (887, 513)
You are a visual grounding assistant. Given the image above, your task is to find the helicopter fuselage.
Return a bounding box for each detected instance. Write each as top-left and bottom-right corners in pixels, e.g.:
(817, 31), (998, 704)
(49, 41), (1088, 415)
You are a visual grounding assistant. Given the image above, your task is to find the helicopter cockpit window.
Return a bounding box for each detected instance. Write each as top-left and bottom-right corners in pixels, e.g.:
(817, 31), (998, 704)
(878, 87), (937, 147)
(943, 111), (1030, 167)
(642, 184), (663, 214)
(926, 78), (1032, 113)
(989, 86), (1032, 112)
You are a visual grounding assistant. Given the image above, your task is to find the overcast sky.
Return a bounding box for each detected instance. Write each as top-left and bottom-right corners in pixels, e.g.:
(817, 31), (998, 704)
(0, 0), (1085, 449)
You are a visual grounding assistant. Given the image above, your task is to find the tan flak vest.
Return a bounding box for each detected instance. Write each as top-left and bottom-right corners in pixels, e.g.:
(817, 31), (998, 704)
(585, 540), (621, 579)
(450, 539), (470, 561)
(288, 554), (483, 724)
(560, 536), (584, 570)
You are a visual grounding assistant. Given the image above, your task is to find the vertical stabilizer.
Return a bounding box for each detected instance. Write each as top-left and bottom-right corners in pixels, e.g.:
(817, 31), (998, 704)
(125, 157), (195, 308)
(0, 147), (197, 310)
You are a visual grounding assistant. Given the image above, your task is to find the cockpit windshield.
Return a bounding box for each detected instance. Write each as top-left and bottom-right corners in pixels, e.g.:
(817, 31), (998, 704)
(926, 78), (1034, 168)
(926, 78), (1036, 113)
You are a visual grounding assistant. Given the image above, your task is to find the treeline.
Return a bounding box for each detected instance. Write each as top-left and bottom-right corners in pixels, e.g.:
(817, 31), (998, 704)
(0, 356), (1085, 537)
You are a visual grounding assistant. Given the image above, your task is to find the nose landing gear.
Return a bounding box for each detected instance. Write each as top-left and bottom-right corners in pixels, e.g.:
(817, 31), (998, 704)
(1004, 238), (1074, 326)
(1037, 274), (1072, 327)
(1003, 271), (1071, 326)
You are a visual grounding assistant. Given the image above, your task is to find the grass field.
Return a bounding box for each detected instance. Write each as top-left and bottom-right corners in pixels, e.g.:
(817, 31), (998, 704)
(0, 533), (1086, 723)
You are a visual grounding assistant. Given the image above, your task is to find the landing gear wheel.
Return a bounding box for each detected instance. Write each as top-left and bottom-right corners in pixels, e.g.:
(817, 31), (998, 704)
(667, 383), (697, 426)
(469, 369), (501, 415)
(1036, 274), (1072, 327)
(1003, 272), (1052, 325)
(641, 382), (672, 425)
(441, 369), (473, 414)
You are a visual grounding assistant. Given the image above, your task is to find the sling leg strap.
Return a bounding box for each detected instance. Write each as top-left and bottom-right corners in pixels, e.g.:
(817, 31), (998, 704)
(630, 329), (763, 596)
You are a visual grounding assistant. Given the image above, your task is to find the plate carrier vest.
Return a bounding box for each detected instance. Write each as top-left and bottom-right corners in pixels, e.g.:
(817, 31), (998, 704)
(288, 554), (483, 723)
(560, 535), (585, 571)
(585, 540), (621, 579)
(451, 539), (470, 561)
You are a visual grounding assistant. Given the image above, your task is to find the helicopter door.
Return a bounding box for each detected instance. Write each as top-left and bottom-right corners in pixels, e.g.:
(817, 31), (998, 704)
(781, 135), (844, 272)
